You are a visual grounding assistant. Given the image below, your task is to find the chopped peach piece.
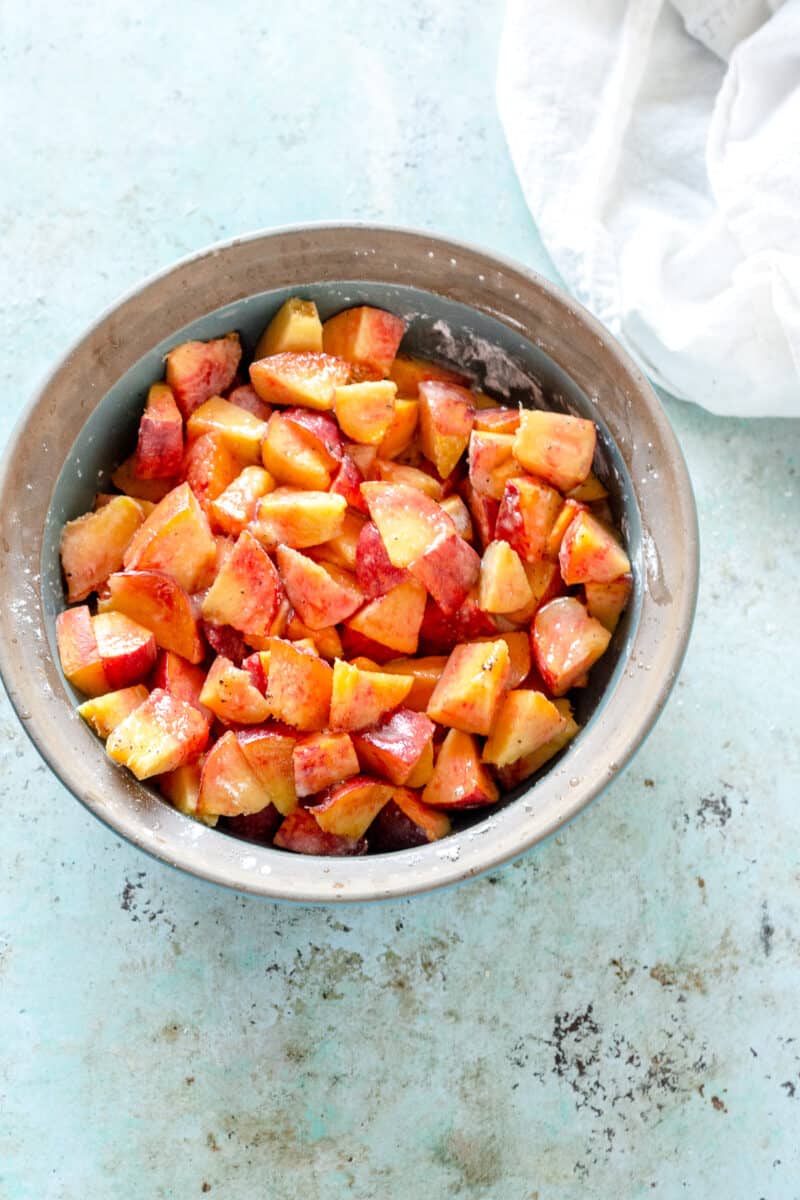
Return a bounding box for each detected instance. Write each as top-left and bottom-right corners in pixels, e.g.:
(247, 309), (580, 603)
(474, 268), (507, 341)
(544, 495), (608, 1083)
(111, 455), (176, 503)
(546, 499), (587, 559)
(482, 689), (567, 767)
(107, 569), (204, 663)
(261, 411), (334, 490)
(123, 482), (216, 593)
(251, 488), (346, 550)
(495, 476), (563, 563)
(200, 655), (271, 725)
(503, 559), (563, 626)
(284, 612), (343, 660)
(422, 729), (499, 809)
(378, 398), (419, 459)
(273, 807), (366, 855)
(151, 650), (211, 720)
(371, 786), (451, 849)
(106, 688), (209, 779)
(495, 700), (580, 787)
(166, 333), (242, 419)
(182, 432), (241, 511)
(265, 639), (333, 731)
(330, 453), (368, 513)
(60, 496), (144, 603)
(335, 381), (397, 445)
(418, 381), (475, 478)
(426, 639), (510, 735)
(276, 546), (363, 629)
(187, 396), (267, 464)
(312, 511), (366, 572)
(478, 541), (533, 613)
(567, 471), (608, 502)
(361, 482), (451, 568)
(409, 528), (481, 616)
(210, 466), (275, 536)
(56, 606), (109, 696)
(77, 685), (149, 740)
(250, 351), (350, 410)
(134, 383), (183, 479)
(462, 481), (499, 549)
(354, 521), (407, 598)
(226, 383), (272, 422)
(532, 597), (611, 696)
(388, 354), (469, 396)
(330, 660), (414, 732)
(440, 495), (473, 541)
(404, 739), (435, 788)
(292, 731), (360, 797)
(322, 306), (406, 377)
(309, 775), (393, 838)
(352, 707), (435, 785)
(201, 530), (283, 639)
(559, 509), (631, 584)
(345, 577), (426, 655)
(93, 611), (157, 689)
(584, 575), (632, 632)
(158, 762), (215, 823)
(237, 723), (299, 815)
(254, 297), (323, 358)
(195, 730), (269, 816)
(513, 410), (597, 493)
(374, 460), (443, 499)
(474, 407), (521, 435)
(380, 656), (447, 711)
(467, 430), (518, 500)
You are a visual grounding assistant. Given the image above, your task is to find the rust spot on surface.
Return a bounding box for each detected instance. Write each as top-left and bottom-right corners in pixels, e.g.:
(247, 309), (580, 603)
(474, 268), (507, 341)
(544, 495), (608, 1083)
(711, 1095), (727, 1112)
(206, 1133), (220, 1153)
(649, 962), (707, 995)
(643, 778), (655, 788)
(201, 1184), (211, 1194)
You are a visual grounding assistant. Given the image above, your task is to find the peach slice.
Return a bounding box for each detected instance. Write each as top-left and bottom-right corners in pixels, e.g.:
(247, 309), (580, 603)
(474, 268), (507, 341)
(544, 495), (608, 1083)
(404, 739), (435, 787)
(467, 430), (518, 500)
(77, 684), (149, 739)
(181, 432), (241, 511)
(546, 499), (587, 560)
(151, 650), (211, 719)
(478, 541), (532, 613)
(370, 787), (452, 850)
(495, 699), (580, 787)
(418, 380), (475, 478)
(377, 398), (419, 459)
(513, 410), (597, 493)
(559, 509), (631, 584)
(374, 460), (444, 500)
(352, 706), (435, 785)
(254, 297), (323, 358)
(250, 351), (350, 410)
(92, 611), (157, 689)
(56, 606), (109, 696)
(282, 408), (344, 465)
(470, 631), (531, 688)
(474, 407), (521, 435)
(309, 775), (393, 838)
(275, 546), (363, 629)
(567, 471), (608, 502)
(292, 731), (360, 797)
(532, 596), (612, 696)
(200, 655), (271, 725)
(345, 577), (426, 655)
(226, 383), (272, 422)
(186, 396), (267, 465)
(106, 688), (209, 779)
(201, 530), (283, 639)
(158, 761), (214, 823)
(111, 455), (176, 504)
(312, 511), (366, 572)
(273, 807), (367, 855)
(584, 575), (632, 632)
(236, 723), (299, 815)
(461, 481), (498, 550)
(124, 482), (217, 594)
(360, 482), (451, 569)
(379, 656), (447, 711)
(422, 729), (499, 809)
(409, 528), (481, 616)
(482, 689), (567, 767)
(251, 488), (346, 550)
(195, 730), (269, 816)
(210, 466), (275, 536)
(284, 612), (343, 660)
(440, 495), (473, 541)
(264, 639), (333, 731)
(334, 381), (397, 446)
(322, 306), (406, 377)
(329, 452), (368, 514)
(106, 570), (204, 663)
(388, 354), (469, 396)
(134, 383), (184, 479)
(166, 333), (242, 419)
(426, 639), (510, 735)
(329, 660), (414, 732)
(60, 496), (144, 603)
(495, 476), (563, 563)
(502, 559), (563, 626)
(260, 411), (334, 491)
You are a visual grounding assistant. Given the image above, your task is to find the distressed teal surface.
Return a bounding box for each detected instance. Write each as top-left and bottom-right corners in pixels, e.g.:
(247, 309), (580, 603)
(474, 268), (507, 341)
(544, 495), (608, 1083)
(1, 2), (799, 1198)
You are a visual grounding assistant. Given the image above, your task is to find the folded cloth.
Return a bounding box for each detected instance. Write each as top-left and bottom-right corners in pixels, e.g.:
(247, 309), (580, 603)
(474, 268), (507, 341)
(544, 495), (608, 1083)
(497, 0), (800, 417)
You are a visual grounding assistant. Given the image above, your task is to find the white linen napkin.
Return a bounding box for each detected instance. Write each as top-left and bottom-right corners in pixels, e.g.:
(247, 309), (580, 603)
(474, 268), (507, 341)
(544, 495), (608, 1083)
(497, 0), (800, 417)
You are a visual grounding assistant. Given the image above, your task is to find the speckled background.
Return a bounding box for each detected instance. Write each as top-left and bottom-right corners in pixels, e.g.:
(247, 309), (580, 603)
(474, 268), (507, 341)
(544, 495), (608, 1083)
(1, 2), (799, 1197)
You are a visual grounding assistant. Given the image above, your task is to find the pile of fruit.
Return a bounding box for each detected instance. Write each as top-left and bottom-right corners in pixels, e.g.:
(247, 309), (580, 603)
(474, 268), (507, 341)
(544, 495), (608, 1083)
(56, 297), (631, 856)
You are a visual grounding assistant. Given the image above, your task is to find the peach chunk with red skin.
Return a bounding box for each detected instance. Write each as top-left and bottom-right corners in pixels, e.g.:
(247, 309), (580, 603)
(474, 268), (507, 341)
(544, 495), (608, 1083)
(195, 730), (269, 817)
(124, 482), (217, 594)
(265, 639), (333, 731)
(92, 611), (157, 689)
(322, 306), (406, 377)
(237, 723), (299, 815)
(352, 706), (435, 785)
(418, 380), (475, 479)
(226, 383), (272, 422)
(495, 476), (563, 563)
(151, 650), (211, 721)
(134, 383), (184, 479)
(482, 689), (567, 767)
(409, 528), (482, 617)
(426, 639), (510, 736)
(467, 431), (518, 501)
(309, 775), (394, 839)
(60, 495), (144, 603)
(261, 411), (334, 491)
(330, 452), (369, 514)
(355, 521), (408, 599)
(112, 456), (176, 504)
(56, 606), (109, 696)
(252, 488), (346, 551)
(584, 575), (632, 632)
(532, 596), (612, 696)
(166, 332), (242, 419)
(292, 731), (360, 797)
(250, 351), (350, 411)
(478, 541), (532, 613)
(182, 431), (242, 511)
(273, 807), (367, 856)
(210, 466), (275, 537)
(275, 546), (363, 630)
(422, 729), (499, 809)
(201, 530), (283, 639)
(107, 569), (204, 663)
(370, 787), (452, 851)
(558, 509), (631, 584)
(199, 655), (271, 725)
(106, 688), (209, 779)
(186, 396), (267, 465)
(361, 481), (452, 569)
(330, 660), (414, 732)
(388, 353), (469, 396)
(77, 684), (150, 739)
(495, 699), (579, 789)
(513, 409), (597, 493)
(335, 381), (397, 445)
(345, 577), (427, 656)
